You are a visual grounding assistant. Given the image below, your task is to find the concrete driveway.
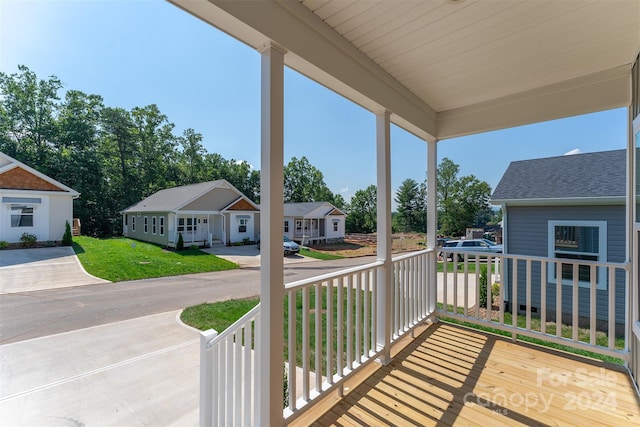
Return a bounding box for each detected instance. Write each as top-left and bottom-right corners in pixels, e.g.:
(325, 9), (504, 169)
(0, 247), (109, 294)
(202, 243), (315, 268)
(0, 311), (200, 426)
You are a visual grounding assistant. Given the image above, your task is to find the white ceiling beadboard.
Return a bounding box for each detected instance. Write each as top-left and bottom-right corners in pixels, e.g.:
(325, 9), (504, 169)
(303, 0), (640, 112)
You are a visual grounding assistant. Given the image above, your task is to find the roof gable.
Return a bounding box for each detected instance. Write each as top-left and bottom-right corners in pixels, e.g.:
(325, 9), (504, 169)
(223, 197), (259, 212)
(492, 150), (625, 204)
(122, 179), (257, 213)
(0, 151), (79, 195)
(283, 201), (343, 217)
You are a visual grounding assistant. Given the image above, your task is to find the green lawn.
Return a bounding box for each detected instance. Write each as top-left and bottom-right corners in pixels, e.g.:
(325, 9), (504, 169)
(182, 286), (369, 376)
(73, 236), (238, 282)
(300, 247), (344, 260)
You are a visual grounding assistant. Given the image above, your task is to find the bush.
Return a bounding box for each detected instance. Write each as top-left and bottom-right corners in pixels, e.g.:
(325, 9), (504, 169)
(189, 244), (199, 250)
(62, 220), (73, 246)
(283, 366), (289, 409)
(20, 232), (37, 248)
(0, 241), (8, 249)
(177, 233), (184, 251)
(479, 265), (488, 307)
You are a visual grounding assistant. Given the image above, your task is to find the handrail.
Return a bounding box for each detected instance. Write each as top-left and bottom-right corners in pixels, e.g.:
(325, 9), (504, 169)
(204, 303), (261, 349)
(441, 250), (630, 270)
(391, 248), (432, 262)
(284, 260), (383, 291)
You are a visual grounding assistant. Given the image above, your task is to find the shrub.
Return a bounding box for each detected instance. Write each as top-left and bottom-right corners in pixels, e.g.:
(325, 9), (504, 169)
(177, 233), (184, 251)
(479, 264), (488, 307)
(20, 232), (37, 248)
(189, 244), (200, 250)
(62, 220), (73, 246)
(0, 241), (8, 249)
(283, 367), (289, 409)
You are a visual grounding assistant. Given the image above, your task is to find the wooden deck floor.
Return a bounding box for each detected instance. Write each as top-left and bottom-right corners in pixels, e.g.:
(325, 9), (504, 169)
(293, 322), (640, 427)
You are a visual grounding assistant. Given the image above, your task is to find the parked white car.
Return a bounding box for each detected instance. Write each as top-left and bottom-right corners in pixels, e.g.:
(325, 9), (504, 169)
(440, 238), (502, 261)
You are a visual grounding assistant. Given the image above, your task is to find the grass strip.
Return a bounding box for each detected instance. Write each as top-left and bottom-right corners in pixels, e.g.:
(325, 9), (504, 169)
(73, 236), (237, 282)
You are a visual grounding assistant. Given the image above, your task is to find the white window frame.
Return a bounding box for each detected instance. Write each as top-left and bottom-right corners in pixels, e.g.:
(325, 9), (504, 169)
(239, 218), (248, 233)
(131, 215), (136, 232)
(547, 220), (607, 290)
(10, 205), (34, 227)
(144, 216), (149, 234)
(284, 220), (289, 233)
(333, 221), (339, 232)
(159, 216), (165, 236)
(152, 216), (157, 235)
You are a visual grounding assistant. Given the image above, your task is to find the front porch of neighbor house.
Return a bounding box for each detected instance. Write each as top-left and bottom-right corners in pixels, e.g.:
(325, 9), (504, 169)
(168, 1), (640, 425)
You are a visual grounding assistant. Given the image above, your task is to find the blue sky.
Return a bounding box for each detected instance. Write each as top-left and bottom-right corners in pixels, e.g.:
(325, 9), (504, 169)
(1, 0), (628, 206)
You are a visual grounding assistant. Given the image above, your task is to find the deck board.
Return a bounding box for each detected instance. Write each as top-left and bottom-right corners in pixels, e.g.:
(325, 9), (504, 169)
(292, 322), (640, 427)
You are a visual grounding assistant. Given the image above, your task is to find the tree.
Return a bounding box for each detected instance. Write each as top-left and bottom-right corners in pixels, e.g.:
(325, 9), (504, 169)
(284, 156), (333, 203)
(131, 104), (177, 197)
(436, 158), (492, 236)
(346, 185), (377, 233)
(332, 194), (346, 210)
(394, 178), (426, 233)
(0, 65), (62, 168)
(177, 128), (206, 185)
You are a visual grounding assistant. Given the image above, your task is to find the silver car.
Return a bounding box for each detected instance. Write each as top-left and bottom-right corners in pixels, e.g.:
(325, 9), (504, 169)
(440, 238), (502, 261)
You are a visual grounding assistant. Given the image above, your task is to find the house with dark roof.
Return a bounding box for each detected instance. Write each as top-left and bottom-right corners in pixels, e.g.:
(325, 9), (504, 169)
(283, 202), (345, 245)
(492, 149), (626, 332)
(0, 151), (79, 244)
(121, 179), (259, 248)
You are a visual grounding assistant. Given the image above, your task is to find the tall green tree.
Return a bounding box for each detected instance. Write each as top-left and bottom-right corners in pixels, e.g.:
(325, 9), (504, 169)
(284, 156), (333, 203)
(346, 185), (377, 233)
(56, 90), (108, 236)
(394, 178), (426, 232)
(0, 65), (62, 168)
(436, 158), (491, 236)
(131, 104), (177, 197)
(178, 128), (206, 185)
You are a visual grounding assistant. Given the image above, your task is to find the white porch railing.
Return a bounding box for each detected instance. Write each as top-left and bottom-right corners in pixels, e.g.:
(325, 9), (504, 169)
(437, 250), (630, 360)
(199, 249), (630, 426)
(199, 250), (436, 426)
(199, 304), (261, 427)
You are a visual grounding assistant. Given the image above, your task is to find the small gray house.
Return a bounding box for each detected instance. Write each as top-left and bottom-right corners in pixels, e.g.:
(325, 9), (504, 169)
(491, 149), (626, 332)
(122, 179), (259, 248)
(283, 202), (346, 245)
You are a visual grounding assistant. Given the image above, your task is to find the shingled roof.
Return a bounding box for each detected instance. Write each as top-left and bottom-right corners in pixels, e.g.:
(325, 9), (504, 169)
(491, 149), (625, 204)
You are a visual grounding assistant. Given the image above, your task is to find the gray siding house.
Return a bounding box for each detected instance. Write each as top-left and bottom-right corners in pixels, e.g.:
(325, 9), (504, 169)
(492, 149), (626, 331)
(283, 202), (346, 245)
(121, 179), (259, 248)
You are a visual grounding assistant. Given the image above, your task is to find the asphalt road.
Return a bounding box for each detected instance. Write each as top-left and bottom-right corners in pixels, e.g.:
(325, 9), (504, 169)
(0, 256), (376, 344)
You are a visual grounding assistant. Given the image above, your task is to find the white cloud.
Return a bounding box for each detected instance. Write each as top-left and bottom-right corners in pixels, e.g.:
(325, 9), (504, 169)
(340, 186), (349, 193)
(563, 148), (582, 156)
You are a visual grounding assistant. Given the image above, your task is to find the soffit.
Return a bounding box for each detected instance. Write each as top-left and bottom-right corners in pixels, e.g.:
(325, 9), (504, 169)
(169, 0), (640, 140)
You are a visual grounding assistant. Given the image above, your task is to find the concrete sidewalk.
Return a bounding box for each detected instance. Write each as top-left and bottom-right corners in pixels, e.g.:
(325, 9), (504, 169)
(0, 247), (109, 294)
(0, 311), (200, 426)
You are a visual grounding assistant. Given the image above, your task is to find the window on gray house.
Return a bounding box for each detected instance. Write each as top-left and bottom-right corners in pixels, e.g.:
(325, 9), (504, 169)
(548, 221), (607, 290)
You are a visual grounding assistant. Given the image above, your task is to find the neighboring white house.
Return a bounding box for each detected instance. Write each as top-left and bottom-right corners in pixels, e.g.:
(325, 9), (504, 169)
(121, 179), (259, 248)
(283, 202), (345, 245)
(0, 151), (79, 244)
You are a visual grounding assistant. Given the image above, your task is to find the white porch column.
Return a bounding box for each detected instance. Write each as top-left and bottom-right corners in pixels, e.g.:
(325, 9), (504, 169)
(258, 41), (286, 426)
(375, 110), (393, 365)
(427, 139), (438, 312)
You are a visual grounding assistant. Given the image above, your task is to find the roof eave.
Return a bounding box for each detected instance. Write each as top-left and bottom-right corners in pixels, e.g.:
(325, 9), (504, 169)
(491, 196), (625, 206)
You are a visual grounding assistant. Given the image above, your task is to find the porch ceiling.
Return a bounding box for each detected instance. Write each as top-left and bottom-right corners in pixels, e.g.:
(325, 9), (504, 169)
(169, 0), (640, 141)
